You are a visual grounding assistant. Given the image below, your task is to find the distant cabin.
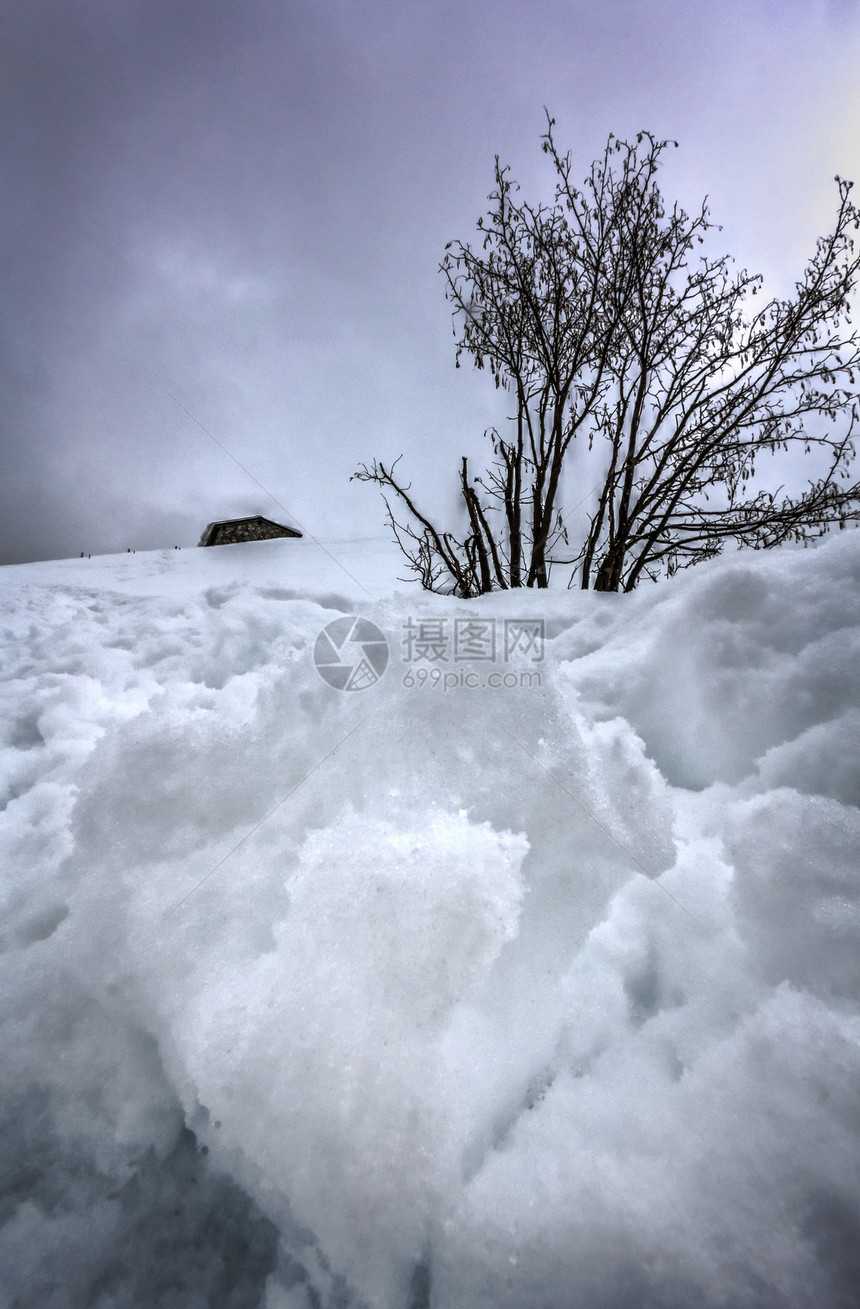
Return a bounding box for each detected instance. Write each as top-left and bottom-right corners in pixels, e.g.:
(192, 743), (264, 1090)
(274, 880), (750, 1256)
(198, 515), (302, 547)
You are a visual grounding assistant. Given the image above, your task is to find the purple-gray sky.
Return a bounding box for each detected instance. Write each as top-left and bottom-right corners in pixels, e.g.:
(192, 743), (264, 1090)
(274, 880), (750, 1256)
(2, 0), (859, 564)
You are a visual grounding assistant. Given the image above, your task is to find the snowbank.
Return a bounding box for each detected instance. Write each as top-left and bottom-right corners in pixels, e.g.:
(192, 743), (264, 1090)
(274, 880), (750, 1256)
(0, 533), (858, 1307)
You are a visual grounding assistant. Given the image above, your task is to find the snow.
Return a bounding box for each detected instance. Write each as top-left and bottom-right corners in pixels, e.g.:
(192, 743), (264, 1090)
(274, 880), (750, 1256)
(1, 530), (859, 1308)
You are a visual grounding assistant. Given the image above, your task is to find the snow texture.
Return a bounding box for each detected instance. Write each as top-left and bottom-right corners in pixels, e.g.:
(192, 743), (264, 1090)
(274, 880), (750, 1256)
(1, 532), (859, 1307)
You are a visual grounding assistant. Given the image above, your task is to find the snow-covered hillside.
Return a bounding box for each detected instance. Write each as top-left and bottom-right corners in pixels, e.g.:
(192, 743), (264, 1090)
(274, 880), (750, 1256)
(1, 532), (859, 1308)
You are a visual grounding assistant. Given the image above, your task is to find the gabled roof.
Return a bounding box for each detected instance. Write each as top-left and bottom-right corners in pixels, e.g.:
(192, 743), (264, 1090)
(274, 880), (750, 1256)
(198, 515), (303, 547)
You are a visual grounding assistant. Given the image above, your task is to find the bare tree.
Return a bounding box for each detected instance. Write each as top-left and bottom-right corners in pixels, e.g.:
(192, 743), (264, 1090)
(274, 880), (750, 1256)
(354, 116), (860, 594)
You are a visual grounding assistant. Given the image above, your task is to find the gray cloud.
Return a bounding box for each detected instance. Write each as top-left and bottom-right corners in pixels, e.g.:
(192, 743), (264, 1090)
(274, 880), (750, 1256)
(1, 0), (859, 564)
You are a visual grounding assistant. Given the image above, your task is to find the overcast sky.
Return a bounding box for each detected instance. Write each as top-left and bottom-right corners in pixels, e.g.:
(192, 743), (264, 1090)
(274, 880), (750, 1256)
(2, 0), (859, 565)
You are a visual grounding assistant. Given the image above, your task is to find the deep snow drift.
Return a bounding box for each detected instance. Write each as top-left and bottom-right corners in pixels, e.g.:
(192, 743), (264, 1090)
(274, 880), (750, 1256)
(1, 531), (859, 1308)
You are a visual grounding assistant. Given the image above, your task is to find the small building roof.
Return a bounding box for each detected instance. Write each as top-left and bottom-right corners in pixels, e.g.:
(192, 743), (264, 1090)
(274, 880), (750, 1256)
(198, 515), (303, 547)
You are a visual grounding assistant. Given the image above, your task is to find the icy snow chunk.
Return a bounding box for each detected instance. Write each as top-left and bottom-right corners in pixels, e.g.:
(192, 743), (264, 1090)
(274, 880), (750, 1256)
(433, 985), (860, 1309)
(727, 790), (860, 999)
(752, 709), (860, 808)
(171, 807), (528, 1309)
(280, 807), (527, 1018)
(560, 532), (860, 788)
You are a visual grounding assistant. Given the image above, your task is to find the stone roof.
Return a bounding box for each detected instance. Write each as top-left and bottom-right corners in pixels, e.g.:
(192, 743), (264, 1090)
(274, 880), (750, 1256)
(198, 515), (303, 547)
